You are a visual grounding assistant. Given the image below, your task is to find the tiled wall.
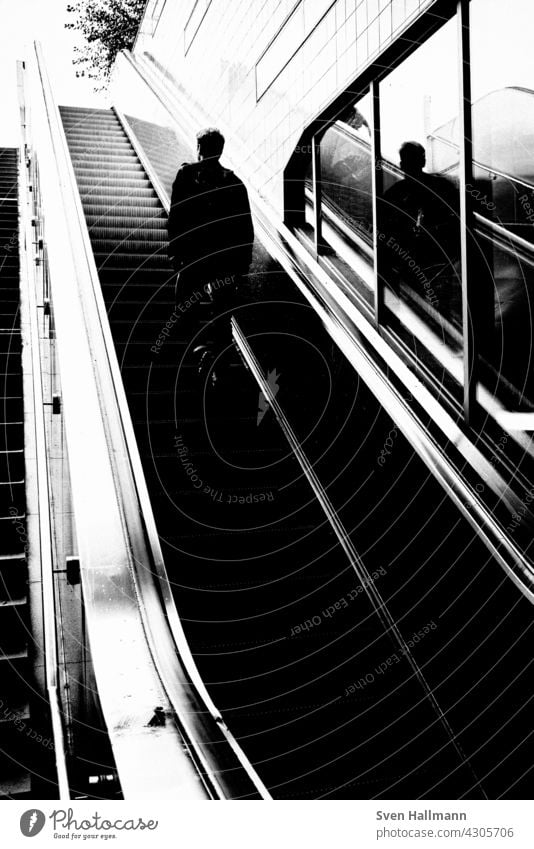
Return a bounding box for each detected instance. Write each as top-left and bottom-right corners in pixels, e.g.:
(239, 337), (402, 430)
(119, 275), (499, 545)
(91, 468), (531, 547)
(132, 0), (436, 210)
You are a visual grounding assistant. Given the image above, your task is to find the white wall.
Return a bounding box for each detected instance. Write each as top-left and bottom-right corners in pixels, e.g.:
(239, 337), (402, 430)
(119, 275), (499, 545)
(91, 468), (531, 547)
(132, 0), (435, 210)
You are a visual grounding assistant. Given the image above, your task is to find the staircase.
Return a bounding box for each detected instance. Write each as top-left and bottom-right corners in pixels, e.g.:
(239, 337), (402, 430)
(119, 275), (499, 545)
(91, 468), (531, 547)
(0, 148), (32, 797)
(59, 106), (485, 799)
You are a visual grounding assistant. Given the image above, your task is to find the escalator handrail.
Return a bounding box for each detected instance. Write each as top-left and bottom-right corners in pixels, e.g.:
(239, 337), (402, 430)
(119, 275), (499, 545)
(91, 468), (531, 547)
(429, 129), (534, 197)
(474, 210), (534, 261)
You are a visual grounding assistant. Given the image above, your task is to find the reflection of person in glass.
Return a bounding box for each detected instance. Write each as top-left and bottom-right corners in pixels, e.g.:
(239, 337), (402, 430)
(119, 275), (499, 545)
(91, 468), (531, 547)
(325, 104), (373, 237)
(344, 105), (371, 137)
(383, 141), (460, 321)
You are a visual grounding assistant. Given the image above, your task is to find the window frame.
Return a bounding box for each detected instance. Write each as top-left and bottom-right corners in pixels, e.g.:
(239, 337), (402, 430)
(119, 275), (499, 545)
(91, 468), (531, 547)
(287, 0), (482, 427)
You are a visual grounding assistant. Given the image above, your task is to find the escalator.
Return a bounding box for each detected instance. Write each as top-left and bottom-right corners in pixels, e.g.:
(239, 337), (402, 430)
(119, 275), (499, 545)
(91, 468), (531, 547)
(58, 105), (496, 799)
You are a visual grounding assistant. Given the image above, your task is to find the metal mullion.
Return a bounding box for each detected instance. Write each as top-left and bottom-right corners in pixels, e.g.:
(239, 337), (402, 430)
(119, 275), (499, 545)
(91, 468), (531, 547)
(457, 0), (477, 424)
(311, 133), (325, 258)
(370, 79), (384, 326)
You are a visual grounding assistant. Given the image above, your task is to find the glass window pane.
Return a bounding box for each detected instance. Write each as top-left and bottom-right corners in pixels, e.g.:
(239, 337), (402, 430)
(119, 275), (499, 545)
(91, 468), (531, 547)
(320, 93), (373, 244)
(379, 18), (462, 372)
(305, 91), (375, 303)
(471, 0), (534, 410)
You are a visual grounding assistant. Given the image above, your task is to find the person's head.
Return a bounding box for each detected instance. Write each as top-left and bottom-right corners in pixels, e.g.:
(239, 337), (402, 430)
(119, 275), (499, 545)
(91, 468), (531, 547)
(196, 127), (225, 162)
(351, 107), (368, 132)
(399, 141), (426, 177)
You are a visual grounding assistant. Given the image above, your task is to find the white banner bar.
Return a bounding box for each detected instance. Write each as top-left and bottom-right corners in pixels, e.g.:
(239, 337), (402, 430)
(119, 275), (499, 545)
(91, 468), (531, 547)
(3, 801), (534, 848)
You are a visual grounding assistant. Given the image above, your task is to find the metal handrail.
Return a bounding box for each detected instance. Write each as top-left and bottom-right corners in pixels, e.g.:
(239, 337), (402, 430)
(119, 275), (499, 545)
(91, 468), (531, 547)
(474, 210), (534, 259)
(16, 59), (70, 801)
(428, 130), (534, 198)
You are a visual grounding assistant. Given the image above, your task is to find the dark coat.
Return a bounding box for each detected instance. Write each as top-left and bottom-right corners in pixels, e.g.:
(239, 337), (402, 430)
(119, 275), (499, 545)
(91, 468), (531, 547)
(167, 160), (254, 277)
(382, 173), (460, 266)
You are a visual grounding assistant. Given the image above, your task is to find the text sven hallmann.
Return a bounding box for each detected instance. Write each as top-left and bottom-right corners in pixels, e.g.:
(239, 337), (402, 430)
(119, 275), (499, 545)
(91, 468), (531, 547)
(376, 811), (467, 821)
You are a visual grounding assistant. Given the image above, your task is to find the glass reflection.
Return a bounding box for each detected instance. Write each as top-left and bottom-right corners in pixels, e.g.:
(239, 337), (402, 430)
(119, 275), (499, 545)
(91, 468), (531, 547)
(321, 93), (373, 244)
(379, 18), (462, 355)
(382, 140), (460, 321)
(304, 92), (375, 303)
(470, 0), (534, 409)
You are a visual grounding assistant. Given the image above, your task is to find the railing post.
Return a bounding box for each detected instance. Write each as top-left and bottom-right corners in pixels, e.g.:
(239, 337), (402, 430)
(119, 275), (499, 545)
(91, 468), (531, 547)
(457, 0), (477, 425)
(312, 133), (326, 258)
(371, 80), (384, 327)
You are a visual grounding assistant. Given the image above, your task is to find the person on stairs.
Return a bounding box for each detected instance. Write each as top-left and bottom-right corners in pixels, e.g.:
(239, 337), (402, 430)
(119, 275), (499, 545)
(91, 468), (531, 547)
(167, 127), (254, 382)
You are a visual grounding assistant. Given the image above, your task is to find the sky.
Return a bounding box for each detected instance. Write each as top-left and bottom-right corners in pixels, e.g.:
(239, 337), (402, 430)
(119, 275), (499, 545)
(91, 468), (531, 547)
(0, 0), (109, 145)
